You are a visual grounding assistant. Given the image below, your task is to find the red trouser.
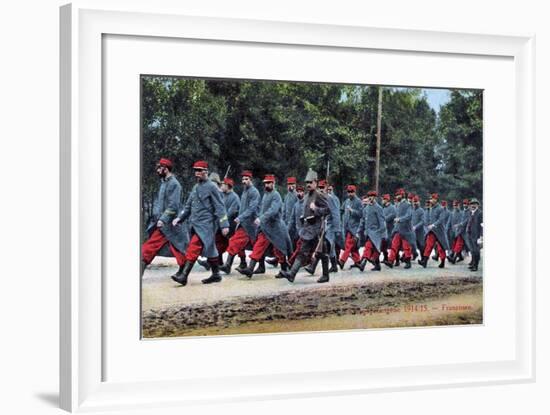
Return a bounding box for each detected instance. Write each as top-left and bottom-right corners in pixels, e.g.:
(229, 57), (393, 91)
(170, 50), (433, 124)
(362, 239), (380, 262)
(226, 228), (251, 257)
(388, 233), (412, 263)
(452, 235), (465, 254)
(340, 232), (361, 264)
(185, 233), (219, 264)
(142, 228), (186, 266)
(250, 232), (285, 263)
(288, 239), (303, 265)
(423, 232), (446, 260)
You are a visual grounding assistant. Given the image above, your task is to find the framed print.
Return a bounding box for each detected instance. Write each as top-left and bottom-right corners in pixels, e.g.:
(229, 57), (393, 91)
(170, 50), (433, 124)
(60, 1), (535, 412)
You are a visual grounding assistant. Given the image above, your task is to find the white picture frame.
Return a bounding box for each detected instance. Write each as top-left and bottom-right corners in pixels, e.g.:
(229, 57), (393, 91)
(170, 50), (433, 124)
(60, 1), (535, 412)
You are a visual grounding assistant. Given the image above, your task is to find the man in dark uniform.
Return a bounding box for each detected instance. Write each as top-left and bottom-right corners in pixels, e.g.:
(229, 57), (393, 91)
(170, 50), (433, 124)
(418, 193), (450, 268)
(357, 191), (387, 271)
(141, 158), (188, 277)
(338, 184), (363, 269)
(305, 179), (342, 274)
(384, 188), (415, 269)
(466, 198), (483, 271)
(460, 199), (472, 261)
(171, 160), (229, 286)
(279, 169), (331, 283)
(411, 195), (425, 259)
(219, 170), (260, 275)
(237, 174), (292, 278)
(287, 185), (305, 265)
(381, 193), (396, 263)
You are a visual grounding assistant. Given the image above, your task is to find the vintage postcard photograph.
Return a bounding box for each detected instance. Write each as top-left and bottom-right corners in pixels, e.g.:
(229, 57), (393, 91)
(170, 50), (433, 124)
(140, 76), (483, 338)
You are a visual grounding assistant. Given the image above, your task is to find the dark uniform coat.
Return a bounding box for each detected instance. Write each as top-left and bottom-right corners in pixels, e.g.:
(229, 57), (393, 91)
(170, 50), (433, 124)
(412, 206), (425, 249)
(223, 191), (241, 235)
(258, 190), (293, 256)
(383, 204), (397, 237)
(177, 179), (229, 258)
(299, 190), (330, 241)
(342, 196), (363, 235)
(325, 193), (344, 256)
(393, 200), (417, 247)
(425, 203), (450, 251)
(357, 201), (387, 252)
(459, 208), (472, 251)
(146, 175), (189, 255)
(465, 208), (483, 254)
(236, 184), (261, 241)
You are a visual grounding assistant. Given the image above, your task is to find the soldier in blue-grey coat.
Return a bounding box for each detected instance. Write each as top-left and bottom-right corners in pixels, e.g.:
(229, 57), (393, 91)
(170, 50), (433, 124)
(327, 184), (344, 263)
(171, 160), (229, 286)
(383, 188), (416, 269)
(283, 177), (298, 241)
(218, 170), (261, 275)
(411, 195), (425, 259)
(418, 193), (450, 268)
(338, 184), (363, 269)
(237, 174), (292, 278)
(142, 158), (189, 276)
(381, 194), (396, 262)
(357, 191), (387, 271)
(433, 200), (452, 260)
(448, 200), (466, 264)
(465, 198), (483, 271)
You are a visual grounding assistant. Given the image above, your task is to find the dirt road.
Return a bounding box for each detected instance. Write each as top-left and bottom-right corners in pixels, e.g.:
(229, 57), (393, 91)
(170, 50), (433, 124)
(142, 256), (483, 338)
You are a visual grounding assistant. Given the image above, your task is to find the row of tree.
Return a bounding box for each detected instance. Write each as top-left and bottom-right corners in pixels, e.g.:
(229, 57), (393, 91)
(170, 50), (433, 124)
(141, 76), (482, 220)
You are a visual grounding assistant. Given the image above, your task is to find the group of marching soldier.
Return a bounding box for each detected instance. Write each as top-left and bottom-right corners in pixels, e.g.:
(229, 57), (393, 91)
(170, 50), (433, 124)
(141, 158), (483, 287)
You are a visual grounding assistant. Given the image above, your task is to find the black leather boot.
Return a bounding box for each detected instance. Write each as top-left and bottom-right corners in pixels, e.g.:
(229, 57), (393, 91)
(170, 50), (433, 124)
(432, 253), (439, 261)
(317, 256), (330, 283)
(275, 261), (289, 278)
(371, 259), (381, 271)
(265, 257), (279, 267)
(350, 261), (361, 270)
(470, 253), (479, 271)
(417, 256), (428, 268)
(404, 258), (411, 269)
(456, 252), (464, 263)
(448, 252), (456, 264)
(438, 258), (446, 268)
(395, 256), (401, 267)
(329, 256), (338, 273)
(237, 256), (247, 270)
(237, 259), (257, 278)
(338, 258), (345, 270)
(202, 262), (222, 284)
(197, 258), (211, 271)
(252, 258), (266, 274)
(171, 261), (193, 286)
(383, 258), (393, 268)
(305, 257), (319, 275)
(358, 258), (368, 272)
(219, 254), (235, 274)
(280, 258), (302, 283)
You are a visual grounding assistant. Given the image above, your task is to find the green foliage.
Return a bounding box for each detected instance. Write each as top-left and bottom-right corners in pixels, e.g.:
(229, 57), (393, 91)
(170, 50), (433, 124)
(141, 76), (482, 215)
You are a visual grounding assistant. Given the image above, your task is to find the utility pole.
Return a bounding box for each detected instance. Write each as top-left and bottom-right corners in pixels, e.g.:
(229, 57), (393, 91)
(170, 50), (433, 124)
(374, 87), (383, 194)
